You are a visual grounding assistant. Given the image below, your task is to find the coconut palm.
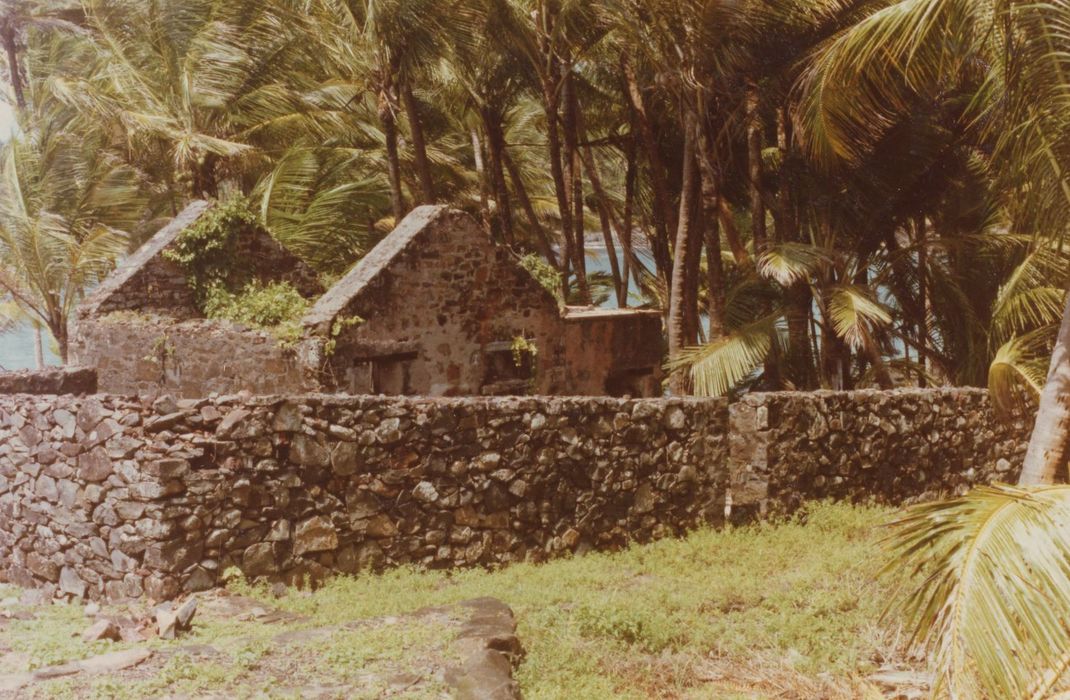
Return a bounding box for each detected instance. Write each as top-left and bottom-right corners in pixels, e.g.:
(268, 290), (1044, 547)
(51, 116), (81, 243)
(0, 108), (142, 361)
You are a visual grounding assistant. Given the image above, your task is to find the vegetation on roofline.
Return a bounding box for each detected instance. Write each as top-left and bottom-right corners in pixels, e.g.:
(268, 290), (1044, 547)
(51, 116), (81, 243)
(160, 197), (314, 345)
(202, 280), (311, 347)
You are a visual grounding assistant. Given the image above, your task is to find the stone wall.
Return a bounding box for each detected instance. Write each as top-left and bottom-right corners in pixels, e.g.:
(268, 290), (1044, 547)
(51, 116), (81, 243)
(729, 389), (1031, 515)
(0, 368), (97, 395)
(74, 315), (314, 398)
(0, 393), (727, 601)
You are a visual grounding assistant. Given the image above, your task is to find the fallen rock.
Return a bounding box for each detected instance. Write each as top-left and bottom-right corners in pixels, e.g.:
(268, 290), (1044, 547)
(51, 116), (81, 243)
(156, 604), (179, 640)
(82, 619), (121, 642)
(176, 596), (197, 630)
(75, 648), (153, 675)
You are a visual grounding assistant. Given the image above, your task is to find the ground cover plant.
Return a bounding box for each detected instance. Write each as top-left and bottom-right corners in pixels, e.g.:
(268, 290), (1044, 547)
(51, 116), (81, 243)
(0, 502), (905, 699)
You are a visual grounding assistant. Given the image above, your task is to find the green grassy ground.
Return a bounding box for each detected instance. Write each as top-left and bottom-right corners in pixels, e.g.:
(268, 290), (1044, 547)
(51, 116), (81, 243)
(1, 502), (904, 699)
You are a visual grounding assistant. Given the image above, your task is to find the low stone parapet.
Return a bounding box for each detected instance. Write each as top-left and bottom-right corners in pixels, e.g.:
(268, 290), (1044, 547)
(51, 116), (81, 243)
(0, 368), (97, 395)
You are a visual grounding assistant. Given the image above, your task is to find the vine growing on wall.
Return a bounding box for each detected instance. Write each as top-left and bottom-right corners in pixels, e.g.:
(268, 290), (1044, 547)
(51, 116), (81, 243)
(163, 197), (315, 346)
(519, 254), (563, 305)
(162, 197), (258, 298)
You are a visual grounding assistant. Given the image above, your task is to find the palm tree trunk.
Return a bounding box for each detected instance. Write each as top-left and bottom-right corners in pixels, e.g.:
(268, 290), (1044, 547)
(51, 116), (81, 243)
(562, 69), (591, 304)
(719, 198), (750, 264)
(747, 83), (766, 253)
(620, 135), (636, 308)
(401, 81), (435, 205)
(775, 111), (815, 389)
(482, 109), (515, 245)
(668, 118), (700, 394)
(33, 323), (44, 370)
(503, 148), (557, 268)
(2, 27), (24, 110)
(378, 83), (406, 222)
(916, 215), (930, 387)
(623, 57), (674, 286)
(1018, 292), (1070, 485)
(575, 109), (625, 306)
(471, 126), (492, 233)
(696, 123), (726, 340)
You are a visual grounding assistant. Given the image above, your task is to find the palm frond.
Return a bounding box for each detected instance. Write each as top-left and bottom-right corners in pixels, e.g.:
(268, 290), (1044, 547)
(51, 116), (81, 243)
(887, 484), (1070, 699)
(666, 313), (785, 397)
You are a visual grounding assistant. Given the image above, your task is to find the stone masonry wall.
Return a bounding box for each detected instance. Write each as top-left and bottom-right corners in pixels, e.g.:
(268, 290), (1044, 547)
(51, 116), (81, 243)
(0, 393), (727, 601)
(729, 389), (1031, 515)
(74, 315), (314, 398)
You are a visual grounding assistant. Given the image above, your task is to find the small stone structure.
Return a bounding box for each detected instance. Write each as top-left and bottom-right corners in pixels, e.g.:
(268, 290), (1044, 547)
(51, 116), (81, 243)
(728, 389), (1031, 515)
(72, 203), (664, 399)
(70, 201), (324, 397)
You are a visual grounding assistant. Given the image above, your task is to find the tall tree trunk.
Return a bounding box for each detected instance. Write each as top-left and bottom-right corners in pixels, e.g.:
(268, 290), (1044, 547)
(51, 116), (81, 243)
(916, 215), (930, 387)
(2, 27), (24, 110)
(50, 318), (67, 365)
(696, 121), (726, 340)
(562, 69), (590, 304)
(1018, 292), (1070, 485)
(620, 134), (637, 308)
(719, 198), (750, 264)
(33, 323), (44, 370)
(535, 9), (576, 303)
(746, 83), (766, 253)
(503, 148), (557, 268)
(668, 118), (700, 394)
(401, 80), (435, 205)
(482, 109), (515, 244)
(775, 109), (815, 388)
(379, 83), (406, 222)
(471, 127), (491, 234)
(623, 56), (674, 286)
(575, 108), (625, 306)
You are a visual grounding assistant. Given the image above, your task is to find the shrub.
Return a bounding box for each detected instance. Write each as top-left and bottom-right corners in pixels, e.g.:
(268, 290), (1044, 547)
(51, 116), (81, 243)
(202, 280), (310, 346)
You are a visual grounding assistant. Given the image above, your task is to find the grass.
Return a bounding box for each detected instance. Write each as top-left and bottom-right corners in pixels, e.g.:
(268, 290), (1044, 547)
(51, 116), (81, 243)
(0, 502), (905, 699)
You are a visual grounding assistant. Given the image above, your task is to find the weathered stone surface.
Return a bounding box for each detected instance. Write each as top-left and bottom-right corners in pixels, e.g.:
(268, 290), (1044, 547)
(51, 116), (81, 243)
(293, 516), (338, 556)
(445, 598), (524, 700)
(0, 368), (97, 395)
(0, 389), (1028, 604)
(82, 619), (121, 642)
(728, 389), (1029, 516)
(59, 567), (87, 599)
(77, 447), (113, 482)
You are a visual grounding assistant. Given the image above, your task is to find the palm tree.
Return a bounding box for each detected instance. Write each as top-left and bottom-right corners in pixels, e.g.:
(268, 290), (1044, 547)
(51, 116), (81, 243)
(0, 0), (84, 109)
(0, 114), (141, 361)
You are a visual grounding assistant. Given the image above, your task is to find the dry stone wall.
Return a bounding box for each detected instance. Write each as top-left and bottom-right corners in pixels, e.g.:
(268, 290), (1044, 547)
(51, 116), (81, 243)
(0, 393), (726, 602)
(729, 389), (1031, 515)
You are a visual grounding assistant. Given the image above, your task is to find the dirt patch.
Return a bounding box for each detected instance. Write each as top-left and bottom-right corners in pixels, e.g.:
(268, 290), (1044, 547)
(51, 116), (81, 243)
(0, 589), (522, 699)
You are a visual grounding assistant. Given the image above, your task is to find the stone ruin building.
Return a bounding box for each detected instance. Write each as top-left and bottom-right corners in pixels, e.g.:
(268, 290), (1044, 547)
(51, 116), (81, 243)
(71, 201), (664, 399)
